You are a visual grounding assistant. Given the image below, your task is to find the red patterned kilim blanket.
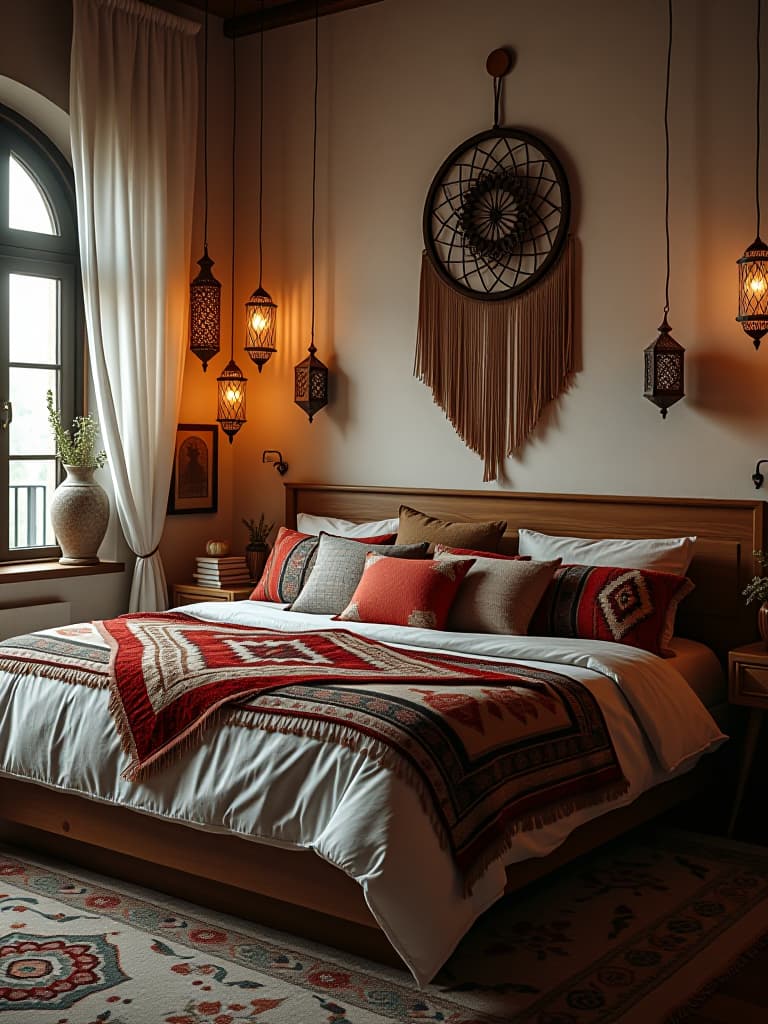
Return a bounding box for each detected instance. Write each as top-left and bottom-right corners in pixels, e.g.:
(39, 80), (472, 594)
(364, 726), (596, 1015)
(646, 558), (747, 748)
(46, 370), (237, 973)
(0, 614), (628, 887)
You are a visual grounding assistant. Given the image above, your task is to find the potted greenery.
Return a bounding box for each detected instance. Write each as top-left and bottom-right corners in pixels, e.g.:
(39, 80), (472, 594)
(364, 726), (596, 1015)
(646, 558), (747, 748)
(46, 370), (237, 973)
(46, 390), (109, 566)
(242, 514), (275, 582)
(742, 549), (768, 643)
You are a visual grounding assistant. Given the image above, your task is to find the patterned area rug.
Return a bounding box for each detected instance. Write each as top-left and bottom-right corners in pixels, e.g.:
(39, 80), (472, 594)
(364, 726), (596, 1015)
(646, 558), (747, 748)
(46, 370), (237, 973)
(0, 826), (766, 1023)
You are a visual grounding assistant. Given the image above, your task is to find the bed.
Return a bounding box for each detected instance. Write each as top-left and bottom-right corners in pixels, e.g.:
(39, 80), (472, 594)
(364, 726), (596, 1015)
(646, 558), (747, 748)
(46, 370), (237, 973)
(0, 485), (763, 984)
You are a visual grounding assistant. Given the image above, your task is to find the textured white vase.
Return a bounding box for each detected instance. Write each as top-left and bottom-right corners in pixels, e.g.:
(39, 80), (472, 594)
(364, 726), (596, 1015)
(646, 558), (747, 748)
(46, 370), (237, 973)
(50, 465), (110, 566)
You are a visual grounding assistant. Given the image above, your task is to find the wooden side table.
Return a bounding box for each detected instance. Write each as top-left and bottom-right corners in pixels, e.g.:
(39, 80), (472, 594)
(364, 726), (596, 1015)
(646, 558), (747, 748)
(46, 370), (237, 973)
(171, 582), (253, 606)
(727, 641), (768, 835)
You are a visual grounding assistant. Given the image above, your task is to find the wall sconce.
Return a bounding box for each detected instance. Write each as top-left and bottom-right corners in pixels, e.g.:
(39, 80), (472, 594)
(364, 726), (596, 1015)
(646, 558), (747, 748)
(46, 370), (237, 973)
(753, 458), (768, 488)
(262, 450), (288, 475)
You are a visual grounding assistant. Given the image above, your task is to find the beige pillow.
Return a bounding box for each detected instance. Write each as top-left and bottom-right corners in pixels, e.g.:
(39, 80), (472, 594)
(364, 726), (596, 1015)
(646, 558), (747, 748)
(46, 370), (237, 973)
(396, 505), (507, 553)
(434, 549), (561, 634)
(517, 529), (696, 576)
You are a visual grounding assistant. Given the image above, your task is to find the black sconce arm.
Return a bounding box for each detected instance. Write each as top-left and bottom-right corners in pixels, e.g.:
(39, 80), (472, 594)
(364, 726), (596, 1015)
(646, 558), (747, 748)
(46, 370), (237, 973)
(262, 450), (289, 476)
(753, 459), (768, 489)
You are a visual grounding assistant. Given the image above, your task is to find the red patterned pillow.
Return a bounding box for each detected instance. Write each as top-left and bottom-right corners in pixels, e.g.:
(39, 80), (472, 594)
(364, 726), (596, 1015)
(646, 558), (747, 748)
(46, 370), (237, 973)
(250, 527), (395, 603)
(434, 543), (529, 560)
(335, 554), (475, 629)
(529, 564), (694, 656)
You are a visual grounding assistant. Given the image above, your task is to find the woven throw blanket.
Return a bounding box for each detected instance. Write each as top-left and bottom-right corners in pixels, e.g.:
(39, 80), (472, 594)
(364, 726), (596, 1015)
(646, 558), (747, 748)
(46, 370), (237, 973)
(0, 614), (628, 888)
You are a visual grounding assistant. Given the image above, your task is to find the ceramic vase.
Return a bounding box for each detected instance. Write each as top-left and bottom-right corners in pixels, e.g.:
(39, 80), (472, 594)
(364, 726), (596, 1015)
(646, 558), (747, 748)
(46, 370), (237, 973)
(245, 544), (269, 583)
(50, 465), (110, 565)
(759, 602), (768, 646)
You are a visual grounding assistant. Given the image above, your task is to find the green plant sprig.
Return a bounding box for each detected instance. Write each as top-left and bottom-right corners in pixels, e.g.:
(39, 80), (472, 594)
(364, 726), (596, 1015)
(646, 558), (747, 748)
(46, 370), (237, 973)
(742, 549), (768, 606)
(242, 514), (274, 546)
(46, 390), (107, 469)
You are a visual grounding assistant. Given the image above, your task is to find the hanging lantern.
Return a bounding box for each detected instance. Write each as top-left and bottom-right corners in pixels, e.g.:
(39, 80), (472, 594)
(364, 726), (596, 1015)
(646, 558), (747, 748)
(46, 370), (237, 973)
(738, 0), (768, 349)
(189, 0), (220, 371)
(294, 344), (328, 423)
(190, 247), (221, 371)
(738, 239), (768, 350)
(217, 359), (247, 442)
(294, 1), (329, 423)
(644, 317), (685, 419)
(245, 286), (277, 370)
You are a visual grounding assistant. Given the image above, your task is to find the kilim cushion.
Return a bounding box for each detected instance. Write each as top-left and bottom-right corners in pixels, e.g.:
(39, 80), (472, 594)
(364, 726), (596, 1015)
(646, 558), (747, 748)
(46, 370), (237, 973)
(529, 563), (695, 656)
(434, 549), (560, 635)
(518, 529), (696, 576)
(335, 554), (475, 630)
(250, 527), (395, 603)
(395, 505), (507, 553)
(288, 533), (429, 615)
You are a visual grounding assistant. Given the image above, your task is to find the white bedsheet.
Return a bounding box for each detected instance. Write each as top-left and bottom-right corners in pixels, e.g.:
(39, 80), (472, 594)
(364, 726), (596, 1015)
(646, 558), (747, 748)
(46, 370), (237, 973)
(0, 601), (727, 985)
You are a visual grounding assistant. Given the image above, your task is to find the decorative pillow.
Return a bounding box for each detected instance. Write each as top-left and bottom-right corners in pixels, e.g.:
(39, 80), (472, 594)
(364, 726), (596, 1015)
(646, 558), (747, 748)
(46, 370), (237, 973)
(395, 505), (507, 553)
(434, 550), (560, 634)
(336, 554), (475, 630)
(250, 527), (397, 603)
(529, 564), (695, 656)
(517, 529), (696, 576)
(296, 513), (399, 538)
(288, 533), (429, 615)
(434, 543), (529, 561)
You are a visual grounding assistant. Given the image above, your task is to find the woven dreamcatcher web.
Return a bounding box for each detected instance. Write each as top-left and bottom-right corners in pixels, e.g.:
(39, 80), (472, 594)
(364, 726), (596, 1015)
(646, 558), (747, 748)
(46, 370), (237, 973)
(416, 49), (574, 481)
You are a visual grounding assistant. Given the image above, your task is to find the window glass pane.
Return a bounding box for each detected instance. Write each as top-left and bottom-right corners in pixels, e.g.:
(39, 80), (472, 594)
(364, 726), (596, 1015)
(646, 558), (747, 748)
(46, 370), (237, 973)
(9, 459), (56, 548)
(9, 367), (57, 456)
(9, 153), (57, 234)
(9, 273), (58, 364)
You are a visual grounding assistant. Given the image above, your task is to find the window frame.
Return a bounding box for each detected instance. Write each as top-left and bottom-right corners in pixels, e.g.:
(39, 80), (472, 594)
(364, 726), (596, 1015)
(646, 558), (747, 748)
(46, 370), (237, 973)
(0, 102), (83, 563)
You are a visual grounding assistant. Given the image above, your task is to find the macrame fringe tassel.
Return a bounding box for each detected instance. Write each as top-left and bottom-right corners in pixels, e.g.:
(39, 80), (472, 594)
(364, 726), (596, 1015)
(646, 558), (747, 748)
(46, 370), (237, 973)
(415, 238), (575, 481)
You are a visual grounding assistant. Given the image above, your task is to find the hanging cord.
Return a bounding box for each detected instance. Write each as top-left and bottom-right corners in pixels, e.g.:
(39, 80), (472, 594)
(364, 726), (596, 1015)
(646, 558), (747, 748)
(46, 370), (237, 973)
(202, 0), (210, 251)
(757, 0), (763, 238)
(493, 75), (502, 128)
(257, 0), (264, 287)
(230, 0), (237, 359)
(309, 0), (318, 353)
(663, 0), (672, 319)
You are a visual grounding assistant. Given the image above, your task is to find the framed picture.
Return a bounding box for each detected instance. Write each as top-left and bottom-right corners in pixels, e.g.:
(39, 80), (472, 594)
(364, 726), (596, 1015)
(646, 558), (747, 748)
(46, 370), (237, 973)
(168, 424), (218, 515)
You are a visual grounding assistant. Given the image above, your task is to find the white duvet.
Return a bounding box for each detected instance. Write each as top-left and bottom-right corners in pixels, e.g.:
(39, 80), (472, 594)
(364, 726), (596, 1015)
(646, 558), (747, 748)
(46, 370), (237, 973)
(0, 600), (726, 985)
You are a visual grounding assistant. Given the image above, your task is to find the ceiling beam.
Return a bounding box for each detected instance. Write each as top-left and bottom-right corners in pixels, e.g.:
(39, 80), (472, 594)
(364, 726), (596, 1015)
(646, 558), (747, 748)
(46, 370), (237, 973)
(224, 0), (383, 35)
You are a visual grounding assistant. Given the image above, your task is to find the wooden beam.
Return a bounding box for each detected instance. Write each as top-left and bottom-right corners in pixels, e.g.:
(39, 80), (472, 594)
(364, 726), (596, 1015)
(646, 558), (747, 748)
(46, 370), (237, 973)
(224, 0), (383, 35)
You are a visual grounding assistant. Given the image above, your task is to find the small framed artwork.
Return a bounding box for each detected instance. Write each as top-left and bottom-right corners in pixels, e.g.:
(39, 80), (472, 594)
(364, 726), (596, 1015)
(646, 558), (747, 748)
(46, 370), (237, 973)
(168, 424), (218, 515)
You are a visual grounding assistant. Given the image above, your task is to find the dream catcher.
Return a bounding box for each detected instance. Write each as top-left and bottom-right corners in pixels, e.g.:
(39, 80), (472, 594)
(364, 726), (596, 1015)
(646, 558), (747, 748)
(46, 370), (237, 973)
(416, 48), (574, 481)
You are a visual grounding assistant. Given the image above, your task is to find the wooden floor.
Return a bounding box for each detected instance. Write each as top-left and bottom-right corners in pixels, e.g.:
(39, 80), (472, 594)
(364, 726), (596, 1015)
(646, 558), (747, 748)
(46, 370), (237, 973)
(664, 715), (768, 1022)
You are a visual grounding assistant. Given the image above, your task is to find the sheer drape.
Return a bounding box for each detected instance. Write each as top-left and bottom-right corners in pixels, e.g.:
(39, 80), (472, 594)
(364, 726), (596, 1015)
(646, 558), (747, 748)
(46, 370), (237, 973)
(70, 0), (199, 611)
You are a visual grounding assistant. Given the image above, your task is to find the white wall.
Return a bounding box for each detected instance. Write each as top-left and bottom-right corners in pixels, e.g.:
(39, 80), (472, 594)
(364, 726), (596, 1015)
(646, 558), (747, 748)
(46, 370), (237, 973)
(229, 0), (768, 536)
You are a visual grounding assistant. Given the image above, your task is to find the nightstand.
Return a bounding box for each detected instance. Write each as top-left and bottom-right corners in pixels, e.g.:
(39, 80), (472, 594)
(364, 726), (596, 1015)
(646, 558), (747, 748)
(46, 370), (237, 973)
(171, 582), (253, 606)
(728, 641), (768, 835)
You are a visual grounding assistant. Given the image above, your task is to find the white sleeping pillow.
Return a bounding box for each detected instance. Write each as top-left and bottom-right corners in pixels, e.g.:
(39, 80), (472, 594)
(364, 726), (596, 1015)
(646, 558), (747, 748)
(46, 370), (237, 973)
(296, 513), (400, 538)
(517, 528), (696, 575)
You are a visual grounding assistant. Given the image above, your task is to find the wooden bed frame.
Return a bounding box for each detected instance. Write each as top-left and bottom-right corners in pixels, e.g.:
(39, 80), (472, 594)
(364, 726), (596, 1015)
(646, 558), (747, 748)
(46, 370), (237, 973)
(0, 485), (764, 965)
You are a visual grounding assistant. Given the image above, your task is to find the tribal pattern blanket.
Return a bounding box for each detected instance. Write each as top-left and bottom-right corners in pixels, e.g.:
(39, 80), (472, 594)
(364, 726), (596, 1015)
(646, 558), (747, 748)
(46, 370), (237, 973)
(0, 614), (629, 888)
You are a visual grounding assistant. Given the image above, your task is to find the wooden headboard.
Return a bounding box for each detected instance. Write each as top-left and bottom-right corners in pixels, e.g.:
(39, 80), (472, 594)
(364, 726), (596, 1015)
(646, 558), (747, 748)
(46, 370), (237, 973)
(285, 484), (767, 662)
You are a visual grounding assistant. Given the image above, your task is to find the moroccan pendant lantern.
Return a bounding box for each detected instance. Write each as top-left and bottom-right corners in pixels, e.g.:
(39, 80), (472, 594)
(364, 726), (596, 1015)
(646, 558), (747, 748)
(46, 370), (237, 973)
(737, 0), (768, 349)
(645, 0), (685, 417)
(245, 285), (277, 370)
(294, 0), (329, 422)
(644, 317), (685, 419)
(189, 0), (221, 371)
(217, 358), (247, 442)
(244, 0), (278, 371)
(216, 0), (247, 443)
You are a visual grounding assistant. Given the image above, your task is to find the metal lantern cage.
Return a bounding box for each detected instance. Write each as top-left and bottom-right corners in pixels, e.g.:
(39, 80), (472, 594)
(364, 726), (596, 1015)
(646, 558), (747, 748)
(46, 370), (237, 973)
(737, 237), (768, 348)
(244, 285), (278, 370)
(644, 318), (685, 419)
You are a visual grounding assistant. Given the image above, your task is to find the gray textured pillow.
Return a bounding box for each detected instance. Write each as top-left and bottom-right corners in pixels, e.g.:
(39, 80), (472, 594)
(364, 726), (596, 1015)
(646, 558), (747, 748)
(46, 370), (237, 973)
(289, 533), (429, 615)
(434, 549), (561, 635)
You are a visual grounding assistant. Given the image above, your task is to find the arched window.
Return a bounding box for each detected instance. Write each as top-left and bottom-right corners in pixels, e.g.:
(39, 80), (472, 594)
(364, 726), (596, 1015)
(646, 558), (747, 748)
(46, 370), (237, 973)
(0, 102), (82, 561)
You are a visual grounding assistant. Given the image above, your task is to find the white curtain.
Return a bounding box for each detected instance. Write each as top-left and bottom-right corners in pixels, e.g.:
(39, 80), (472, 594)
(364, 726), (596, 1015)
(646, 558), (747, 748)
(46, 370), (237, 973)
(70, 0), (199, 611)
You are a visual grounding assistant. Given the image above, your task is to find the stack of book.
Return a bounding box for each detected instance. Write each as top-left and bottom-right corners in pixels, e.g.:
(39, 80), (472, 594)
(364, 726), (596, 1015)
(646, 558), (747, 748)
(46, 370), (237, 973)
(193, 555), (251, 588)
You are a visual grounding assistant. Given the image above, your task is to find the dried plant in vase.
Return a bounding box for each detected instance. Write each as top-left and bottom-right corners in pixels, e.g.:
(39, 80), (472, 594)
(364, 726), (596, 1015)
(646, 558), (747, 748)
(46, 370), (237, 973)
(742, 549), (768, 643)
(242, 514), (275, 583)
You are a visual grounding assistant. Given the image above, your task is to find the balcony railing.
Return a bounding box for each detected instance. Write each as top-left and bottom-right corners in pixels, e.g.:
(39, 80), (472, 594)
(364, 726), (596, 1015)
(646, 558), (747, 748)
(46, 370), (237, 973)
(10, 484), (47, 548)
